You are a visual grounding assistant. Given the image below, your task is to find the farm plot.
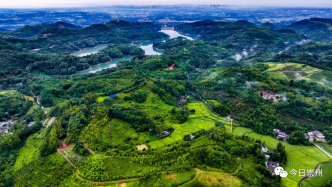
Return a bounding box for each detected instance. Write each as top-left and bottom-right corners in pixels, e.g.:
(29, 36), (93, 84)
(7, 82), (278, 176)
(264, 62), (332, 89)
(149, 101), (231, 149)
(232, 127), (331, 187)
(302, 162), (332, 187)
(319, 144), (332, 156)
(181, 170), (242, 187)
(108, 118), (156, 147)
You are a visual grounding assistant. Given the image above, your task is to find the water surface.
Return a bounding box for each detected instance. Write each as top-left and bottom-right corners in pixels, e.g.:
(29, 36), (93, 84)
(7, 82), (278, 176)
(72, 44), (109, 57)
(76, 30), (196, 74)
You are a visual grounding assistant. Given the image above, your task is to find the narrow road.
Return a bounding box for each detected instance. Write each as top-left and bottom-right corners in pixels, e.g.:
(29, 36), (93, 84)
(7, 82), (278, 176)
(299, 145), (332, 187)
(314, 144), (332, 159)
(30, 90), (36, 98)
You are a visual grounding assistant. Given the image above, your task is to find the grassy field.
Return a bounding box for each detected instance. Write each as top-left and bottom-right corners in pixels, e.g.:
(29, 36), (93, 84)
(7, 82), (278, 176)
(108, 118), (160, 149)
(180, 170), (242, 187)
(161, 169), (197, 187)
(148, 101), (231, 149)
(13, 152), (74, 187)
(97, 96), (109, 102)
(302, 162), (332, 187)
(0, 90), (16, 95)
(85, 118), (114, 151)
(232, 126), (331, 187)
(13, 130), (47, 171)
(319, 144), (332, 156)
(26, 104), (40, 115)
(264, 62), (332, 89)
(110, 81), (231, 149)
(77, 155), (157, 181)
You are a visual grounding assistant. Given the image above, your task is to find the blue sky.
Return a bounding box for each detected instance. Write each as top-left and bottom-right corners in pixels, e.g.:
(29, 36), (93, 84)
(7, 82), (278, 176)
(0, 0), (332, 8)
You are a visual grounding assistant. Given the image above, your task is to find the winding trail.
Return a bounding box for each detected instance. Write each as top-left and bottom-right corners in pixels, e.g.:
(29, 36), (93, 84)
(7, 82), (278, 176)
(58, 150), (144, 184)
(299, 160), (332, 187)
(83, 143), (152, 159)
(107, 122), (115, 148)
(179, 168), (201, 186)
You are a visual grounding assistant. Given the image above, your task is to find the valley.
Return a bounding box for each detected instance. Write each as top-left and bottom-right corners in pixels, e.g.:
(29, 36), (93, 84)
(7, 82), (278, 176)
(2, 15), (332, 187)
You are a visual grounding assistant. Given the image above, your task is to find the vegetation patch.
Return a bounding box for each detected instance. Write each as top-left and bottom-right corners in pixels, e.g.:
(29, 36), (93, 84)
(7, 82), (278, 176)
(233, 127), (331, 186)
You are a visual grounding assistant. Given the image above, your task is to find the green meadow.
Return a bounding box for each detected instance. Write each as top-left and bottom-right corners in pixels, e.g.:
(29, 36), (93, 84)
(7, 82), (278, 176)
(302, 162), (332, 187)
(148, 101), (231, 149)
(319, 144), (332, 156)
(99, 81), (232, 149)
(232, 127), (331, 187)
(180, 170), (242, 187)
(265, 62), (332, 88)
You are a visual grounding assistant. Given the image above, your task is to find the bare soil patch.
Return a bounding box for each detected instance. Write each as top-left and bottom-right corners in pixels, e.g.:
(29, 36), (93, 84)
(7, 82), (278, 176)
(58, 139), (72, 151)
(165, 173), (177, 180)
(137, 144), (148, 151)
(165, 63), (175, 70)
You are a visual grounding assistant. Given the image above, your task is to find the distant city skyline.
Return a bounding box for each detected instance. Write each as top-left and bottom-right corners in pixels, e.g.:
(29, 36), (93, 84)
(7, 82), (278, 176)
(1, 0), (332, 8)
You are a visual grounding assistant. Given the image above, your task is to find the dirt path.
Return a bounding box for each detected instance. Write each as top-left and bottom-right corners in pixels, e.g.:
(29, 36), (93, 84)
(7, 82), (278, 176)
(179, 168), (201, 186)
(42, 118), (49, 127)
(58, 150), (143, 185)
(30, 90), (36, 98)
(107, 122), (115, 148)
(227, 116), (233, 133)
(45, 117), (56, 127)
(233, 158), (242, 174)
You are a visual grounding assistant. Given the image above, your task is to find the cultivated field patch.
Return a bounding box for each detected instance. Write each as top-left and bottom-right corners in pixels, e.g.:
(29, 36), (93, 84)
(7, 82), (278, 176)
(232, 127), (331, 187)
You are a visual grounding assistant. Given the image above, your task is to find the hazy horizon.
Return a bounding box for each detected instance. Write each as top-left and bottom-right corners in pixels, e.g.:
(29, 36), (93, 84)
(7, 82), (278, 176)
(1, 0), (332, 8)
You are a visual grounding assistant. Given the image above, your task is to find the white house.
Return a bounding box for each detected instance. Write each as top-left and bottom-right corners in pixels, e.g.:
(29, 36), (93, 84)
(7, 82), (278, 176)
(262, 146), (268, 153)
(307, 130), (326, 142)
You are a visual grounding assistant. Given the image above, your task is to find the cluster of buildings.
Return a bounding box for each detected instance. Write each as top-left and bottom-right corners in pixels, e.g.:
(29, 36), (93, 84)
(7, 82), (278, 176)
(265, 158), (280, 174)
(0, 119), (15, 133)
(152, 130), (170, 138)
(261, 145), (280, 174)
(305, 130), (326, 142)
(273, 129), (289, 141)
(259, 90), (281, 101)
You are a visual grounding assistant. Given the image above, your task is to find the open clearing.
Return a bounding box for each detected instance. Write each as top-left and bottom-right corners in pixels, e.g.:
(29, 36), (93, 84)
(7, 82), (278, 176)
(137, 144), (148, 151)
(180, 169), (242, 187)
(302, 162), (332, 187)
(265, 62), (332, 88)
(97, 96), (109, 102)
(148, 101), (231, 149)
(232, 126), (331, 187)
(319, 144), (332, 156)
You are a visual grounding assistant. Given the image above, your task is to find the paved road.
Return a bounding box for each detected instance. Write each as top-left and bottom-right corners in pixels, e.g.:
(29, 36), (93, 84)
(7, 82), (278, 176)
(315, 144), (332, 159)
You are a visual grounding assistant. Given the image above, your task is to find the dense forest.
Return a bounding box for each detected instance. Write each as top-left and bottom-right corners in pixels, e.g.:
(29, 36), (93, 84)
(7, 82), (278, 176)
(1, 18), (332, 187)
(0, 20), (166, 79)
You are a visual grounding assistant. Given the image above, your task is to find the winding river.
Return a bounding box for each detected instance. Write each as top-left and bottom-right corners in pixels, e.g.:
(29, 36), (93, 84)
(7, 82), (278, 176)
(75, 30), (197, 74)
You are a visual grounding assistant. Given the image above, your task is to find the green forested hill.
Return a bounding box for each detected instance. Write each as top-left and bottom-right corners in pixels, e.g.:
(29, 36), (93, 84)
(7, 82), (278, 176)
(176, 19), (305, 53)
(12, 21), (82, 38)
(1, 18), (332, 187)
(0, 20), (166, 80)
(288, 18), (332, 41)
